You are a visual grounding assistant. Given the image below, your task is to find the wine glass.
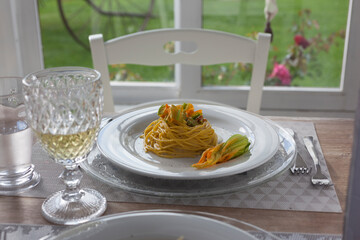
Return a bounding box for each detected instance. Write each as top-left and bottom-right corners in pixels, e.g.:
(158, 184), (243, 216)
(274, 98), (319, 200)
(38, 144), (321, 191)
(22, 67), (106, 225)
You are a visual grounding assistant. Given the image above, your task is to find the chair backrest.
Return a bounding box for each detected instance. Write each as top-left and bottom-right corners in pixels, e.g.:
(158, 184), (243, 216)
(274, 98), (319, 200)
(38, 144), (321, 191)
(89, 28), (271, 113)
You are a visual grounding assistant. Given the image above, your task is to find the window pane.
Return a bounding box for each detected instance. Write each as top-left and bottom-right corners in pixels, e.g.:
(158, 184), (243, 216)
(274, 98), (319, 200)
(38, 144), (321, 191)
(109, 64), (174, 82)
(202, 0), (348, 88)
(202, 63), (252, 86)
(39, 0), (174, 82)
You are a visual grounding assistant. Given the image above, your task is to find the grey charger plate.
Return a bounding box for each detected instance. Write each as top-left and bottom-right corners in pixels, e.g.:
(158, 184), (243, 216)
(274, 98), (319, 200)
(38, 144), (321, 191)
(81, 121), (296, 198)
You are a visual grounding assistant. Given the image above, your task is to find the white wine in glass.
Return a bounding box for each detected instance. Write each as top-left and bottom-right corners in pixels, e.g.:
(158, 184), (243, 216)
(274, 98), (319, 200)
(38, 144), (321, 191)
(23, 67), (106, 225)
(34, 127), (98, 163)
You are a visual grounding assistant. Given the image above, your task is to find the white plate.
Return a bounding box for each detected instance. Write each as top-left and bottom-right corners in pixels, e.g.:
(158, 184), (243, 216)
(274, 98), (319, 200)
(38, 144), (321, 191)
(82, 121), (295, 197)
(46, 210), (279, 240)
(98, 103), (279, 180)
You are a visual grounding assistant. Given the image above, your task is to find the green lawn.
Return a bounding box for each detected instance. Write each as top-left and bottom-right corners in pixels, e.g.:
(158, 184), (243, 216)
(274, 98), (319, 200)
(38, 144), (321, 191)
(39, 0), (348, 87)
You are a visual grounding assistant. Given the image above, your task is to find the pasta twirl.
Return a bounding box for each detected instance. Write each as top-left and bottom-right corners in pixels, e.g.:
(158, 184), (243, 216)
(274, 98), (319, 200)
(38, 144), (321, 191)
(142, 103), (218, 158)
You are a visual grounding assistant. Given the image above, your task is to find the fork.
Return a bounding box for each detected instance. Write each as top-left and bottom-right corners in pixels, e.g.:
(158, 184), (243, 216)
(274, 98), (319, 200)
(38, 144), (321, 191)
(286, 128), (311, 174)
(303, 136), (333, 186)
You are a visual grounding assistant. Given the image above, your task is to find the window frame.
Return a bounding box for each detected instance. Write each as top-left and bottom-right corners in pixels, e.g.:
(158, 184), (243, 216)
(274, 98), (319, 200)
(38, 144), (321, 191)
(114, 0), (359, 115)
(3, 0), (358, 116)
(0, 0), (43, 77)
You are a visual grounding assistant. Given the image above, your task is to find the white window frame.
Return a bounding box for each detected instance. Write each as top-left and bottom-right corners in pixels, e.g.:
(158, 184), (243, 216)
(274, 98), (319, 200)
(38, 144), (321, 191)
(0, 0), (43, 77)
(115, 0), (359, 117)
(2, 0), (358, 117)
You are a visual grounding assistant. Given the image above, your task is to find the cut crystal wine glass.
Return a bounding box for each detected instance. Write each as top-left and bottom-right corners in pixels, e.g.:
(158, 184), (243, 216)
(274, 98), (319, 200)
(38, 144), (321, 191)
(23, 67), (106, 225)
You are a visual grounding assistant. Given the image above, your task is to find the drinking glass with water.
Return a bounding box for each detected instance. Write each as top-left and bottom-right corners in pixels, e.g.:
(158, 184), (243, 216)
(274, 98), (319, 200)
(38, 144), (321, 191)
(0, 77), (41, 194)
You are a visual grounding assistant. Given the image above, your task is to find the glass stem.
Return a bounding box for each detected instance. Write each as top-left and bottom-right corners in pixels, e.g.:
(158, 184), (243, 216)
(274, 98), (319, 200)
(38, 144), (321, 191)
(60, 164), (84, 202)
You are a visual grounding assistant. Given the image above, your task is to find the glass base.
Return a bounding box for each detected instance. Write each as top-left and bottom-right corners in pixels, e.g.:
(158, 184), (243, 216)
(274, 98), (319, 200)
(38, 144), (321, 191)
(0, 165), (41, 195)
(41, 188), (107, 225)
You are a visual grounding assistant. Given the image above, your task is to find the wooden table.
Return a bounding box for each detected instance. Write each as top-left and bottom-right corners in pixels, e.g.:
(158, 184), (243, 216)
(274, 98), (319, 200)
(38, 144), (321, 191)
(0, 117), (354, 235)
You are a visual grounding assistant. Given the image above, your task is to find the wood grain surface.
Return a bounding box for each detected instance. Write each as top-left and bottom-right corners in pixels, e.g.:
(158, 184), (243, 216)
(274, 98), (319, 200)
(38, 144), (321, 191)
(0, 117), (354, 235)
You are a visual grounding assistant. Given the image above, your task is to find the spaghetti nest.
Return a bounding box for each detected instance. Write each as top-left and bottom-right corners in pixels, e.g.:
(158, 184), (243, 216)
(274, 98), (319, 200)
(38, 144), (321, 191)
(142, 103), (218, 158)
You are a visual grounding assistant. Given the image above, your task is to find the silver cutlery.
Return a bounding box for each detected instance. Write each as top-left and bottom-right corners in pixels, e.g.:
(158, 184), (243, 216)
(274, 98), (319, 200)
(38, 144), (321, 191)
(286, 128), (311, 174)
(303, 136), (333, 186)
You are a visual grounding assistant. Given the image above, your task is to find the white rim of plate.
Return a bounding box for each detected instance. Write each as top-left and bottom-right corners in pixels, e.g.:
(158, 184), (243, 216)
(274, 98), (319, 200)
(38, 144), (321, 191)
(48, 210), (280, 240)
(97, 102), (280, 180)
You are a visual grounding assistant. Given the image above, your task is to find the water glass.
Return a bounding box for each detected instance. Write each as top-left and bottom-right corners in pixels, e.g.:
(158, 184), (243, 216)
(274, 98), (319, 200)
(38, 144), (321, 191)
(0, 77), (41, 194)
(23, 67), (106, 225)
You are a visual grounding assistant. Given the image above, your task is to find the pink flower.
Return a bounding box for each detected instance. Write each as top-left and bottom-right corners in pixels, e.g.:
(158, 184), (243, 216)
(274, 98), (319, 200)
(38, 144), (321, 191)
(269, 63), (292, 85)
(294, 35), (310, 49)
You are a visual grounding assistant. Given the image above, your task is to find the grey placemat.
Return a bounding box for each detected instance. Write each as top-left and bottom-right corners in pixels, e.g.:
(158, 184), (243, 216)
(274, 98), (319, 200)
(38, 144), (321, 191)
(11, 121), (342, 213)
(0, 223), (343, 240)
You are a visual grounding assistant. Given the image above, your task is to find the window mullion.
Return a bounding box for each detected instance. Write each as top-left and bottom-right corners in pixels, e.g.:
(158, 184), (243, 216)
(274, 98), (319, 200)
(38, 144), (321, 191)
(341, 0), (360, 111)
(174, 0), (203, 99)
(0, 0), (43, 76)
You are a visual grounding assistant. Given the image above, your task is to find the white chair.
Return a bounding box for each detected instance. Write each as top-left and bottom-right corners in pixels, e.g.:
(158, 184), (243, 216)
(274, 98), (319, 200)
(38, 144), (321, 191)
(89, 28), (271, 114)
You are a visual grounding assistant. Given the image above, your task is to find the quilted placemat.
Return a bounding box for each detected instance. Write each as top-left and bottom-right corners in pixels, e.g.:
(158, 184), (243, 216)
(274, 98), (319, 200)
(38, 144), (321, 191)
(10, 121), (342, 213)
